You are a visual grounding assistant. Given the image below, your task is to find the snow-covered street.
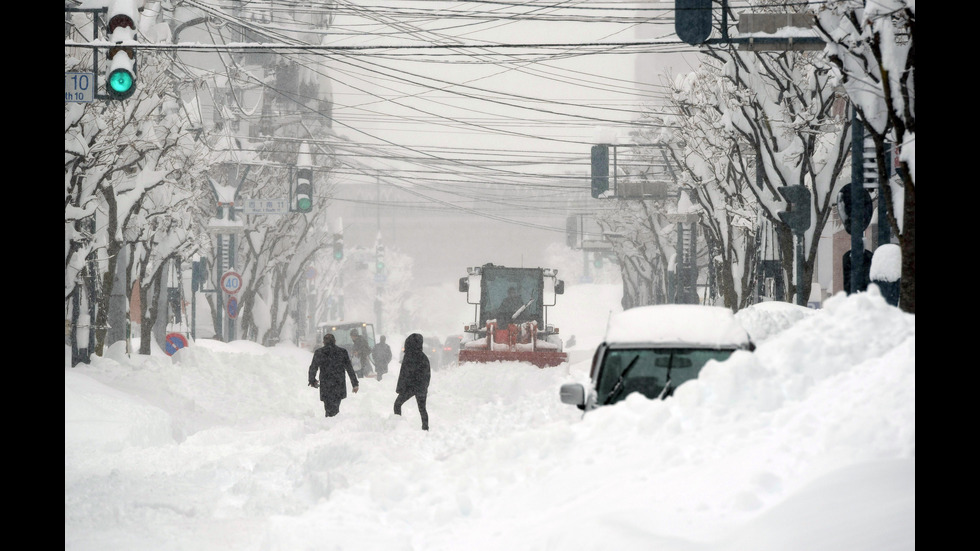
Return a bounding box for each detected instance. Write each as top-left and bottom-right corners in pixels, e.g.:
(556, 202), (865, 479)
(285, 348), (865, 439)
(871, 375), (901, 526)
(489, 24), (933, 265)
(66, 286), (914, 551)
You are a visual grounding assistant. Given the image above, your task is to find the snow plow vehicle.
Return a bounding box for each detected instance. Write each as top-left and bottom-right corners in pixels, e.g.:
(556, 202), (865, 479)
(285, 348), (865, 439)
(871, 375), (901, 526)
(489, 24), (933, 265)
(457, 263), (567, 368)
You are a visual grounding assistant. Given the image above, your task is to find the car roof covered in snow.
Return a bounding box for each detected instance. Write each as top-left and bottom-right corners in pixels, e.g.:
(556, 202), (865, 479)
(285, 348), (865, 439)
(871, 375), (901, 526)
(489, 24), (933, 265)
(604, 304), (753, 349)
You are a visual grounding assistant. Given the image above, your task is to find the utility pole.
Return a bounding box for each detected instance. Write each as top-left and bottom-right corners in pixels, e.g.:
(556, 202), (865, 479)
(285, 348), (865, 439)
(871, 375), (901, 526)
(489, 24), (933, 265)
(207, 167), (247, 341)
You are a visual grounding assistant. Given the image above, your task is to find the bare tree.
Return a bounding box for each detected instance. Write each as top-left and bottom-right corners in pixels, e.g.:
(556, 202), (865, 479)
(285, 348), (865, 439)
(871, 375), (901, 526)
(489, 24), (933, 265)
(657, 39), (849, 306)
(815, 0), (915, 313)
(65, 45), (210, 358)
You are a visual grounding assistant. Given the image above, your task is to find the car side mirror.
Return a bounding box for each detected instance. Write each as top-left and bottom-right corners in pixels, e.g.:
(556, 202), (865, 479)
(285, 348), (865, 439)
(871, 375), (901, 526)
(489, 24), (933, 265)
(560, 383), (586, 406)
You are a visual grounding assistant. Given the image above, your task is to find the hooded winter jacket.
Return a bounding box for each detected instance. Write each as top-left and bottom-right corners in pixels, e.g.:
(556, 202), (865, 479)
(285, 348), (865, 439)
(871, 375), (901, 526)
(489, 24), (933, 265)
(396, 333), (431, 396)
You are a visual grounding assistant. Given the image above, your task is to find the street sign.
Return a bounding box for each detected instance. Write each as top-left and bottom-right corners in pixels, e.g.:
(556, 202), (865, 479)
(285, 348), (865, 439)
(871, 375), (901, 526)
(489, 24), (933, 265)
(65, 72), (95, 103)
(227, 296), (239, 319)
(242, 198), (289, 215)
(221, 271), (243, 294)
(164, 332), (188, 356)
(581, 239), (614, 251)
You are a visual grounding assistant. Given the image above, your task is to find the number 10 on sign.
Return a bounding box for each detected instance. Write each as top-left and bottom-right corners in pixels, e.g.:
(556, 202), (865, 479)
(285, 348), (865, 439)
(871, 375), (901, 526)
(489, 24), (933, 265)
(66, 73), (94, 103)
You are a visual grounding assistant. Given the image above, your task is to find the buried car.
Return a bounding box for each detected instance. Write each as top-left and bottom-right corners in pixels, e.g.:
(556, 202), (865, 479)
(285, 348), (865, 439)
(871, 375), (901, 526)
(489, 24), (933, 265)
(560, 305), (755, 411)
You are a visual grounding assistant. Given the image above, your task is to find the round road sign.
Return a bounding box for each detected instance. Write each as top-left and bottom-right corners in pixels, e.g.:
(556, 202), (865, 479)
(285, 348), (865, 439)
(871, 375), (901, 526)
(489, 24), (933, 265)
(227, 296), (239, 319)
(221, 271), (243, 294)
(164, 333), (188, 356)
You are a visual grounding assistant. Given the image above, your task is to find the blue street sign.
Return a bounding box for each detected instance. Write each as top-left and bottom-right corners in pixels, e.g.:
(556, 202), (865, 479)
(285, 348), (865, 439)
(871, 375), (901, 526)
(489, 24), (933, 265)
(164, 333), (188, 356)
(227, 296), (239, 319)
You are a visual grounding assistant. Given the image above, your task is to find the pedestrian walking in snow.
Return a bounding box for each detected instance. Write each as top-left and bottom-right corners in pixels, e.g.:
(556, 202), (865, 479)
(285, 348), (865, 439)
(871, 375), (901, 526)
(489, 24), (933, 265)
(372, 335), (393, 382)
(394, 333), (431, 430)
(349, 328), (374, 377)
(308, 333), (359, 417)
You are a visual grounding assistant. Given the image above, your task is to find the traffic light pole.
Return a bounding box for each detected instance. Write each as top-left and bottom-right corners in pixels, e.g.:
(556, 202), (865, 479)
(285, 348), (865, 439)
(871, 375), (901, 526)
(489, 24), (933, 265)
(65, 7), (112, 101)
(849, 110), (869, 294)
(208, 171), (247, 341)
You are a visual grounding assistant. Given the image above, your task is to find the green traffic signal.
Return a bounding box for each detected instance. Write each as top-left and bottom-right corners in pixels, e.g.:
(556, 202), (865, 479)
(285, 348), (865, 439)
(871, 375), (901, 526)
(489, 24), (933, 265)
(332, 233), (343, 260)
(108, 68), (134, 96)
(106, 6), (138, 101)
(295, 169), (313, 213)
(376, 261), (385, 271)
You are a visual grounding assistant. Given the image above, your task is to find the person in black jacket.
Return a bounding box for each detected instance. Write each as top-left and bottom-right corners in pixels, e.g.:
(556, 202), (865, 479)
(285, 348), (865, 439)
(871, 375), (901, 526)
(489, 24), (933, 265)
(308, 333), (359, 417)
(371, 335), (393, 382)
(394, 333), (431, 430)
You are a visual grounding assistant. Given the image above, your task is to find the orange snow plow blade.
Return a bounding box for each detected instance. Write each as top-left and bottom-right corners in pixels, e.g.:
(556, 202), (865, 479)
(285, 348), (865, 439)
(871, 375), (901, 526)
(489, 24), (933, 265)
(458, 349), (567, 368)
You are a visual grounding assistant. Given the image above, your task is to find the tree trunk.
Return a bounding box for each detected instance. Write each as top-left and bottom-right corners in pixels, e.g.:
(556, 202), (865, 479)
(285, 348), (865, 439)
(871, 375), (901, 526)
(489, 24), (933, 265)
(900, 175), (915, 313)
(139, 268), (165, 355)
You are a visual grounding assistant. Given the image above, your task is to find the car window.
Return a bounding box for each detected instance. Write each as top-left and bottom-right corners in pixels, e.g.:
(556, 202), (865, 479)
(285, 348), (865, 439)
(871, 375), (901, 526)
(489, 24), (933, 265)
(596, 348), (735, 405)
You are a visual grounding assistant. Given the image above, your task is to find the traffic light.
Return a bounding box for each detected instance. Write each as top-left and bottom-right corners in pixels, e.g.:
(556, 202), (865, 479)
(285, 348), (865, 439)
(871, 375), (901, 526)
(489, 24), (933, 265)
(836, 183), (872, 236)
(295, 167), (313, 213)
(105, 0), (138, 100)
(375, 244), (385, 273)
(591, 144), (609, 198)
(295, 143), (313, 213)
(777, 185), (812, 234)
(675, 0), (713, 46)
(333, 234), (344, 260)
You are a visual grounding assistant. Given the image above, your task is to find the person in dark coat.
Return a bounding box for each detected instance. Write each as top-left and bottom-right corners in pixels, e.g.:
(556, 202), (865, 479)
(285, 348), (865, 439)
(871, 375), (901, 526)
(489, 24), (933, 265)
(371, 335), (393, 382)
(308, 333), (359, 417)
(349, 328), (374, 377)
(497, 286), (526, 321)
(394, 333), (431, 430)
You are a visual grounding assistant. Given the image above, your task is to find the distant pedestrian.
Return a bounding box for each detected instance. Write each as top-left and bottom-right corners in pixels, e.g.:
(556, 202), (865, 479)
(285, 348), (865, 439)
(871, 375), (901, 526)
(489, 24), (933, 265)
(372, 335), (393, 382)
(349, 328), (374, 377)
(308, 333), (359, 417)
(394, 333), (431, 430)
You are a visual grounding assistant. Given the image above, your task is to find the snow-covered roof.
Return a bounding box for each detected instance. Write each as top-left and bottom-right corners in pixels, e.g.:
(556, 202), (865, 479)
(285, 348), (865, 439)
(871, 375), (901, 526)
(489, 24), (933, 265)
(605, 304), (752, 348)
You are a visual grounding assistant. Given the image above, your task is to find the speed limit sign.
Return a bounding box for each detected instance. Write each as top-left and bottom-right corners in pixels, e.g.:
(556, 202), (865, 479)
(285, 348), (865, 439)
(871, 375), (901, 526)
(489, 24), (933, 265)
(221, 271), (243, 294)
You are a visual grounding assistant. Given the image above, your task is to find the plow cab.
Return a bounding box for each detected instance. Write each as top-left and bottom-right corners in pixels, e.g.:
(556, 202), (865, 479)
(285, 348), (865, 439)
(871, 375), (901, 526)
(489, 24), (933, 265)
(457, 263), (567, 368)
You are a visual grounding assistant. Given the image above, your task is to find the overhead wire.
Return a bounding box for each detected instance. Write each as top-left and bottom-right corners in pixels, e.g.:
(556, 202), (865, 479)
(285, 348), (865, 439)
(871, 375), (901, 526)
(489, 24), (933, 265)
(168, 0), (694, 222)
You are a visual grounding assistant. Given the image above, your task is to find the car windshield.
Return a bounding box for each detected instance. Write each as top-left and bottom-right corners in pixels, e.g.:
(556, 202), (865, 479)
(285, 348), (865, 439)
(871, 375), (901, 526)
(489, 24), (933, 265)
(480, 268), (543, 325)
(597, 348), (736, 405)
(317, 323), (375, 349)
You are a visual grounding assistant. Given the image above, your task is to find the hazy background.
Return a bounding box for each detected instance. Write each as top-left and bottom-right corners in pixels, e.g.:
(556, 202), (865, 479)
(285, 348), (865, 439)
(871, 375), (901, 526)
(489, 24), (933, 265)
(319, 1), (695, 288)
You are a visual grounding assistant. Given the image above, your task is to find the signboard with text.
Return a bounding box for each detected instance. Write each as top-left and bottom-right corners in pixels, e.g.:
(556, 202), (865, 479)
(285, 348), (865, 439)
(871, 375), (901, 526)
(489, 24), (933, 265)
(65, 72), (95, 103)
(242, 198), (289, 215)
